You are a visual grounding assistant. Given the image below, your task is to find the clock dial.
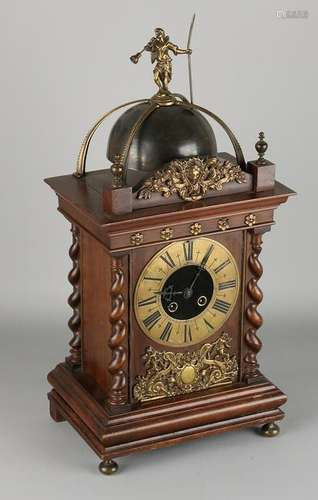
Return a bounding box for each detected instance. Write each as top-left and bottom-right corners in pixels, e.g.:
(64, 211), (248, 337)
(134, 237), (240, 347)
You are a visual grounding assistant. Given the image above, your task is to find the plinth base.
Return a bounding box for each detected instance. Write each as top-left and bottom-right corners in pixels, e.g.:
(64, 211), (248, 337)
(48, 363), (287, 471)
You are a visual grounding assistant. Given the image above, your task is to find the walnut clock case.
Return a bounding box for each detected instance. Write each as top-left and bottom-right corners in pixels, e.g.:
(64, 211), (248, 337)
(45, 26), (295, 475)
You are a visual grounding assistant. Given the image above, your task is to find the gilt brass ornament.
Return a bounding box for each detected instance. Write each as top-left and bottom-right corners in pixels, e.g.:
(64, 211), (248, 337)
(160, 227), (174, 240)
(245, 214), (256, 227)
(137, 157), (246, 202)
(190, 222), (202, 235)
(130, 232), (144, 246)
(133, 333), (238, 402)
(130, 27), (191, 94)
(217, 218), (230, 231)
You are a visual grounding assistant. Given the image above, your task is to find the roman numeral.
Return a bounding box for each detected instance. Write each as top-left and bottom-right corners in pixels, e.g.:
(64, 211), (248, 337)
(201, 244), (214, 267)
(138, 296), (157, 307)
(160, 251), (176, 269)
(204, 318), (214, 330)
(214, 258), (230, 274)
(212, 299), (231, 314)
(160, 322), (173, 342)
(218, 280), (236, 290)
(143, 310), (161, 330)
(184, 324), (192, 343)
(144, 276), (162, 282)
(183, 240), (194, 261)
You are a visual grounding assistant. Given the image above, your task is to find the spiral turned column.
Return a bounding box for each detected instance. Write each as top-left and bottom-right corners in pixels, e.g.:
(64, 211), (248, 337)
(108, 257), (128, 406)
(244, 231), (263, 380)
(65, 224), (81, 367)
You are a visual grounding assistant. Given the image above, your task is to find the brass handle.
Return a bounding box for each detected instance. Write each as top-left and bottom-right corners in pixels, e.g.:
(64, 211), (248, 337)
(75, 99), (246, 179)
(75, 99), (149, 178)
(179, 102), (246, 170)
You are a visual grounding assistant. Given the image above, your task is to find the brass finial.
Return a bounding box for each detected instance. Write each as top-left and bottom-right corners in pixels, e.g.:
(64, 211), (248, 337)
(130, 28), (191, 94)
(111, 154), (124, 188)
(255, 131), (268, 164)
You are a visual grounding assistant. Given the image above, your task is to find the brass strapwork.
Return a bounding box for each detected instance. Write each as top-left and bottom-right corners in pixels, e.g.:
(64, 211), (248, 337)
(255, 131), (268, 164)
(130, 28), (191, 92)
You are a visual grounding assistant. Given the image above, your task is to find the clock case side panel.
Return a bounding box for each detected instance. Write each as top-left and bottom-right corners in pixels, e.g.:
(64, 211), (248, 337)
(129, 231), (245, 403)
(81, 229), (130, 405)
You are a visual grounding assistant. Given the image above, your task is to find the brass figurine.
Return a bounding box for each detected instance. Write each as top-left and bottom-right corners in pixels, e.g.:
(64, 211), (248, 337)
(130, 28), (191, 92)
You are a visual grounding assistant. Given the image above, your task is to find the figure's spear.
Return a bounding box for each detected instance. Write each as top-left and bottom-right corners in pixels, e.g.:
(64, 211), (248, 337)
(187, 13), (196, 104)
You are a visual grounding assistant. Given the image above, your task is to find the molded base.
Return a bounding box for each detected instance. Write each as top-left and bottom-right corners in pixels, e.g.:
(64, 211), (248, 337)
(48, 363), (287, 463)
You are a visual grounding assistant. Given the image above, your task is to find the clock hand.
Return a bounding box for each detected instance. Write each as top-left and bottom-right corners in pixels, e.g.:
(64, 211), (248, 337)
(155, 286), (183, 302)
(155, 289), (184, 296)
(188, 266), (203, 291)
(183, 266), (203, 299)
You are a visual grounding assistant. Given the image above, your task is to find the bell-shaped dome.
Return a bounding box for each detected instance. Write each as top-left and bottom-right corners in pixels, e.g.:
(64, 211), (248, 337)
(107, 102), (217, 172)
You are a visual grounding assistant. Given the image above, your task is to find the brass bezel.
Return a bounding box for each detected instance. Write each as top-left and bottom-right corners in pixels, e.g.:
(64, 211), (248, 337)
(134, 237), (240, 347)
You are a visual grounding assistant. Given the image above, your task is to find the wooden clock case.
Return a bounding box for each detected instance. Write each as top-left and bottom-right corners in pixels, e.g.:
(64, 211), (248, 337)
(45, 159), (295, 471)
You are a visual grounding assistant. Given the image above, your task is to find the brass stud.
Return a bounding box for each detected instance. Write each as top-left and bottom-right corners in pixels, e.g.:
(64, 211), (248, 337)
(130, 232), (144, 246)
(217, 218), (230, 231)
(190, 222), (202, 236)
(245, 214), (256, 227)
(160, 227), (173, 241)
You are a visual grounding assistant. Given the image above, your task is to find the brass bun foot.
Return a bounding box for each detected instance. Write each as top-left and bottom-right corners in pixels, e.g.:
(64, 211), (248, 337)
(260, 422), (280, 437)
(99, 459), (118, 475)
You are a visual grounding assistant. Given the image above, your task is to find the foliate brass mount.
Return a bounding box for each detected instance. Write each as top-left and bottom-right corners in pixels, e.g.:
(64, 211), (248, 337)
(160, 227), (174, 241)
(190, 222), (202, 236)
(245, 213), (256, 227)
(217, 218), (230, 231)
(130, 232), (144, 246)
(133, 333), (238, 402)
(136, 157), (246, 202)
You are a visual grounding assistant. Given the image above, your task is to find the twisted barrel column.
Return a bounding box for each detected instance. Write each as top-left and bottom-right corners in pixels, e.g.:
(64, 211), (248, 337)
(243, 230), (265, 381)
(108, 256), (128, 406)
(66, 224), (81, 367)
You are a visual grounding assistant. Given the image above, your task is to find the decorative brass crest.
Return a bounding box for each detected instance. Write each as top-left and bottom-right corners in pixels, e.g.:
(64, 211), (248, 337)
(133, 333), (238, 402)
(136, 157), (246, 202)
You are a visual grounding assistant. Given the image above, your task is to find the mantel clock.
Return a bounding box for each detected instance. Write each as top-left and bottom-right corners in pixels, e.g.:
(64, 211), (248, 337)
(45, 24), (295, 474)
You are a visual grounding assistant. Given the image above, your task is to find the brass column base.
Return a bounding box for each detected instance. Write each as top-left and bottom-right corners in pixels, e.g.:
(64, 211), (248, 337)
(99, 459), (119, 475)
(260, 422), (280, 437)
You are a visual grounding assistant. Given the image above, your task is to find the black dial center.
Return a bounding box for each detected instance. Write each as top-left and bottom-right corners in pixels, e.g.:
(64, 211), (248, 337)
(161, 265), (214, 320)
